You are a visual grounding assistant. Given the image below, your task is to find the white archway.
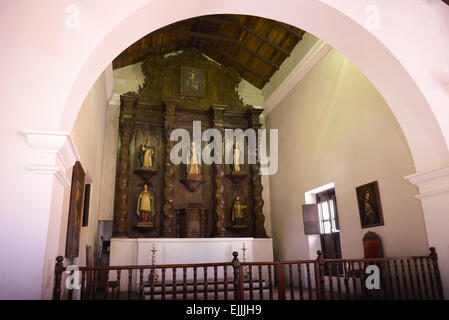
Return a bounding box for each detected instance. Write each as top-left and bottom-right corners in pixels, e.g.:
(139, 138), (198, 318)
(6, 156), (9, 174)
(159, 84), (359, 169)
(1, 0), (449, 298)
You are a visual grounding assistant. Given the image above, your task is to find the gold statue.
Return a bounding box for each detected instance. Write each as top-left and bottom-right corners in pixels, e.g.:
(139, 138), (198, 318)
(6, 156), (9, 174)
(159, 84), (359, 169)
(233, 144), (241, 172)
(140, 140), (154, 168)
(232, 196), (247, 226)
(137, 184), (155, 225)
(188, 141), (200, 175)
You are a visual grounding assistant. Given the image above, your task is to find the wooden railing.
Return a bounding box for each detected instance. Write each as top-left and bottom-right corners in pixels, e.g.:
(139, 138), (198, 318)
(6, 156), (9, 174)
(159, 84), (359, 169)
(53, 247), (444, 300)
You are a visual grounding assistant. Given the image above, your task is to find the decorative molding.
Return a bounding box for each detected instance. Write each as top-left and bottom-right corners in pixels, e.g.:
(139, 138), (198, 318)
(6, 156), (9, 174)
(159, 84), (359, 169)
(263, 40), (331, 115)
(405, 163), (449, 200)
(109, 92), (121, 106)
(22, 130), (81, 187)
(26, 165), (70, 188)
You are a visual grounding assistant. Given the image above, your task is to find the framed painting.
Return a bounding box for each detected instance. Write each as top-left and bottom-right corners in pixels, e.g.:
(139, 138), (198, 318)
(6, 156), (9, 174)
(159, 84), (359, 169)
(356, 181), (384, 228)
(180, 66), (206, 97)
(65, 161), (86, 258)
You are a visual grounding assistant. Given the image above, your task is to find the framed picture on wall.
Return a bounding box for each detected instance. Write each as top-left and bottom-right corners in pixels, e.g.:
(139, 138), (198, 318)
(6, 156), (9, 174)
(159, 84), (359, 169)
(180, 66), (206, 97)
(356, 181), (384, 228)
(65, 161), (86, 258)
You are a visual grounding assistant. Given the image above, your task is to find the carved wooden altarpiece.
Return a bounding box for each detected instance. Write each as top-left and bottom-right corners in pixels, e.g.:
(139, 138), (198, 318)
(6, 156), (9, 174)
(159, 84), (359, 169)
(112, 48), (267, 238)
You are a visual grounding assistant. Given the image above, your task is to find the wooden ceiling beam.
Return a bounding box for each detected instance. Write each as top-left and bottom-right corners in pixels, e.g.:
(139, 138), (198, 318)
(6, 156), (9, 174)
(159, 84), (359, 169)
(203, 26), (280, 71)
(164, 28), (280, 71)
(198, 16), (290, 56)
(197, 39), (270, 83)
(270, 20), (304, 40)
(115, 39), (188, 60)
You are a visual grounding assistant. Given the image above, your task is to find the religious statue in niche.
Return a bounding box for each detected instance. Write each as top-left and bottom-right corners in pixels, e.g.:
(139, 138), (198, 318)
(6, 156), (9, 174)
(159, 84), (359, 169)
(136, 184), (155, 228)
(140, 140), (155, 169)
(231, 196), (247, 229)
(232, 143), (241, 172)
(226, 141), (248, 184)
(188, 141), (201, 176)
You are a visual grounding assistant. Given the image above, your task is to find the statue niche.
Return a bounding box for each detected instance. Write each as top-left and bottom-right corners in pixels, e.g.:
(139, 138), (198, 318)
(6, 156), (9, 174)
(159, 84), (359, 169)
(180, 140), (205, 192)
(136, 184), (156, 229)
(231, 196), (248, 230)
(140, 140), (155, 168)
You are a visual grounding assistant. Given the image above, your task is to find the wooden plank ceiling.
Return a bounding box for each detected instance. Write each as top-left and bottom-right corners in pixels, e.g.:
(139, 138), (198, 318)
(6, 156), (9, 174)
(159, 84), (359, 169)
(113, 14), (305, 89)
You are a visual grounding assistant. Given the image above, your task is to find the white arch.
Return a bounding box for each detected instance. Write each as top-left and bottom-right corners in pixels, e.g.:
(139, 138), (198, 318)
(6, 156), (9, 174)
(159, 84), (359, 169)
(1, 0), (449, 298)
(57, 0), (449, 171)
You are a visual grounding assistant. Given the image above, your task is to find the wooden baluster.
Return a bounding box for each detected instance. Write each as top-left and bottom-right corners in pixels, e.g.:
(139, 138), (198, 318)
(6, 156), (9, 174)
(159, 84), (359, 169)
(335, 262), (342, 300)
(258, 265), (263, 300)
(359, 262), (367, 300)
(406, 259), (415, 300)
(344, 262), (350, 300)
(104, 270), (109, 300)
(288, 264), (294, 300)
(412, 258), (422, 300)
(318, 257), (326, 300)
(430, 247), (445, 299)
(232, 252), (241, 300)
(116, 269), (121, 300)
(214, 266), (218, 300)
(268, 265), (273, 300)
(193, 267), (198, 300)
(81, 270), (86, 300)
(306, 263), (312, 300)
(150, 268), (155, 300)
(139, 268), (144, 300)
(418, 258), (429, 300)
(92, 270), (99, 300)
(392, 259), (402, 299)
(425, 257), (437, 299)
(203, 266), (208, 300)
(385, 260), (394, 300)
(327, 262), (334, 300)
(224, 266), (228, 300)
(350, 262), (357, 300)
(376, 262), (383, 300)
(277, 264), (286, 300)
(248, 265), (253, 300)
(400, 260), (409, 300)
(128, 269), (132, 300)
(161, 267), (166, 300)
(183, 267), (187, 300)
(67, 268), (74, 301)
(297, 264), (304, 300)
(52, 256), (64, 300)
(172, 268), (177, 300)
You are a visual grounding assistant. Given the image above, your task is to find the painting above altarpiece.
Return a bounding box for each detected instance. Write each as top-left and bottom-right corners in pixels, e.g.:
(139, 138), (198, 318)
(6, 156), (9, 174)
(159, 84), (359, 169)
(133, 48), (247, 112)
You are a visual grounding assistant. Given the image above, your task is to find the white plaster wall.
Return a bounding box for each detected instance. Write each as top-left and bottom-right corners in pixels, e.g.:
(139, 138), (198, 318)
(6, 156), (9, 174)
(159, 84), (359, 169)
(262, 32), (320, 100)
(98, 102), (120, 221)
(266, 49), (429, 261)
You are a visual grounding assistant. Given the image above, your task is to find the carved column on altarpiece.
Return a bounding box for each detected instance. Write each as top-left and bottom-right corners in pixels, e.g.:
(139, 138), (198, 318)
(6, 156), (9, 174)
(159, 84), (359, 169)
(161, 100), (177, 237)
(211, 105), (227, 237)
(113, 95), (138, 237)
(247, 107), (268, 238)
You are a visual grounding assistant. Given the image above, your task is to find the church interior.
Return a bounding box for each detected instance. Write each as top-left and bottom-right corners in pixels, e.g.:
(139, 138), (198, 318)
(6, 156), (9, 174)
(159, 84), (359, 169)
(1, 1), (449, 301)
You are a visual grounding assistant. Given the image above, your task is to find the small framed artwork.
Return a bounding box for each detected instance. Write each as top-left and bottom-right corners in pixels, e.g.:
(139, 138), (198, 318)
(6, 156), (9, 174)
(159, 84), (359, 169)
(356, 181), (384, 228)
(65, 161), (86, 258)
(180, 66), (206, 97)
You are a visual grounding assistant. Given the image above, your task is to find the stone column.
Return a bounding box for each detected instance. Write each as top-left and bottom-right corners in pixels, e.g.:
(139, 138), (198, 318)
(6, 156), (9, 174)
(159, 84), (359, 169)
(211, 105), (226, 237)
(113, 95), (137, 237)
(161, 100), (177, 237)
(247, 107), (267, 238)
